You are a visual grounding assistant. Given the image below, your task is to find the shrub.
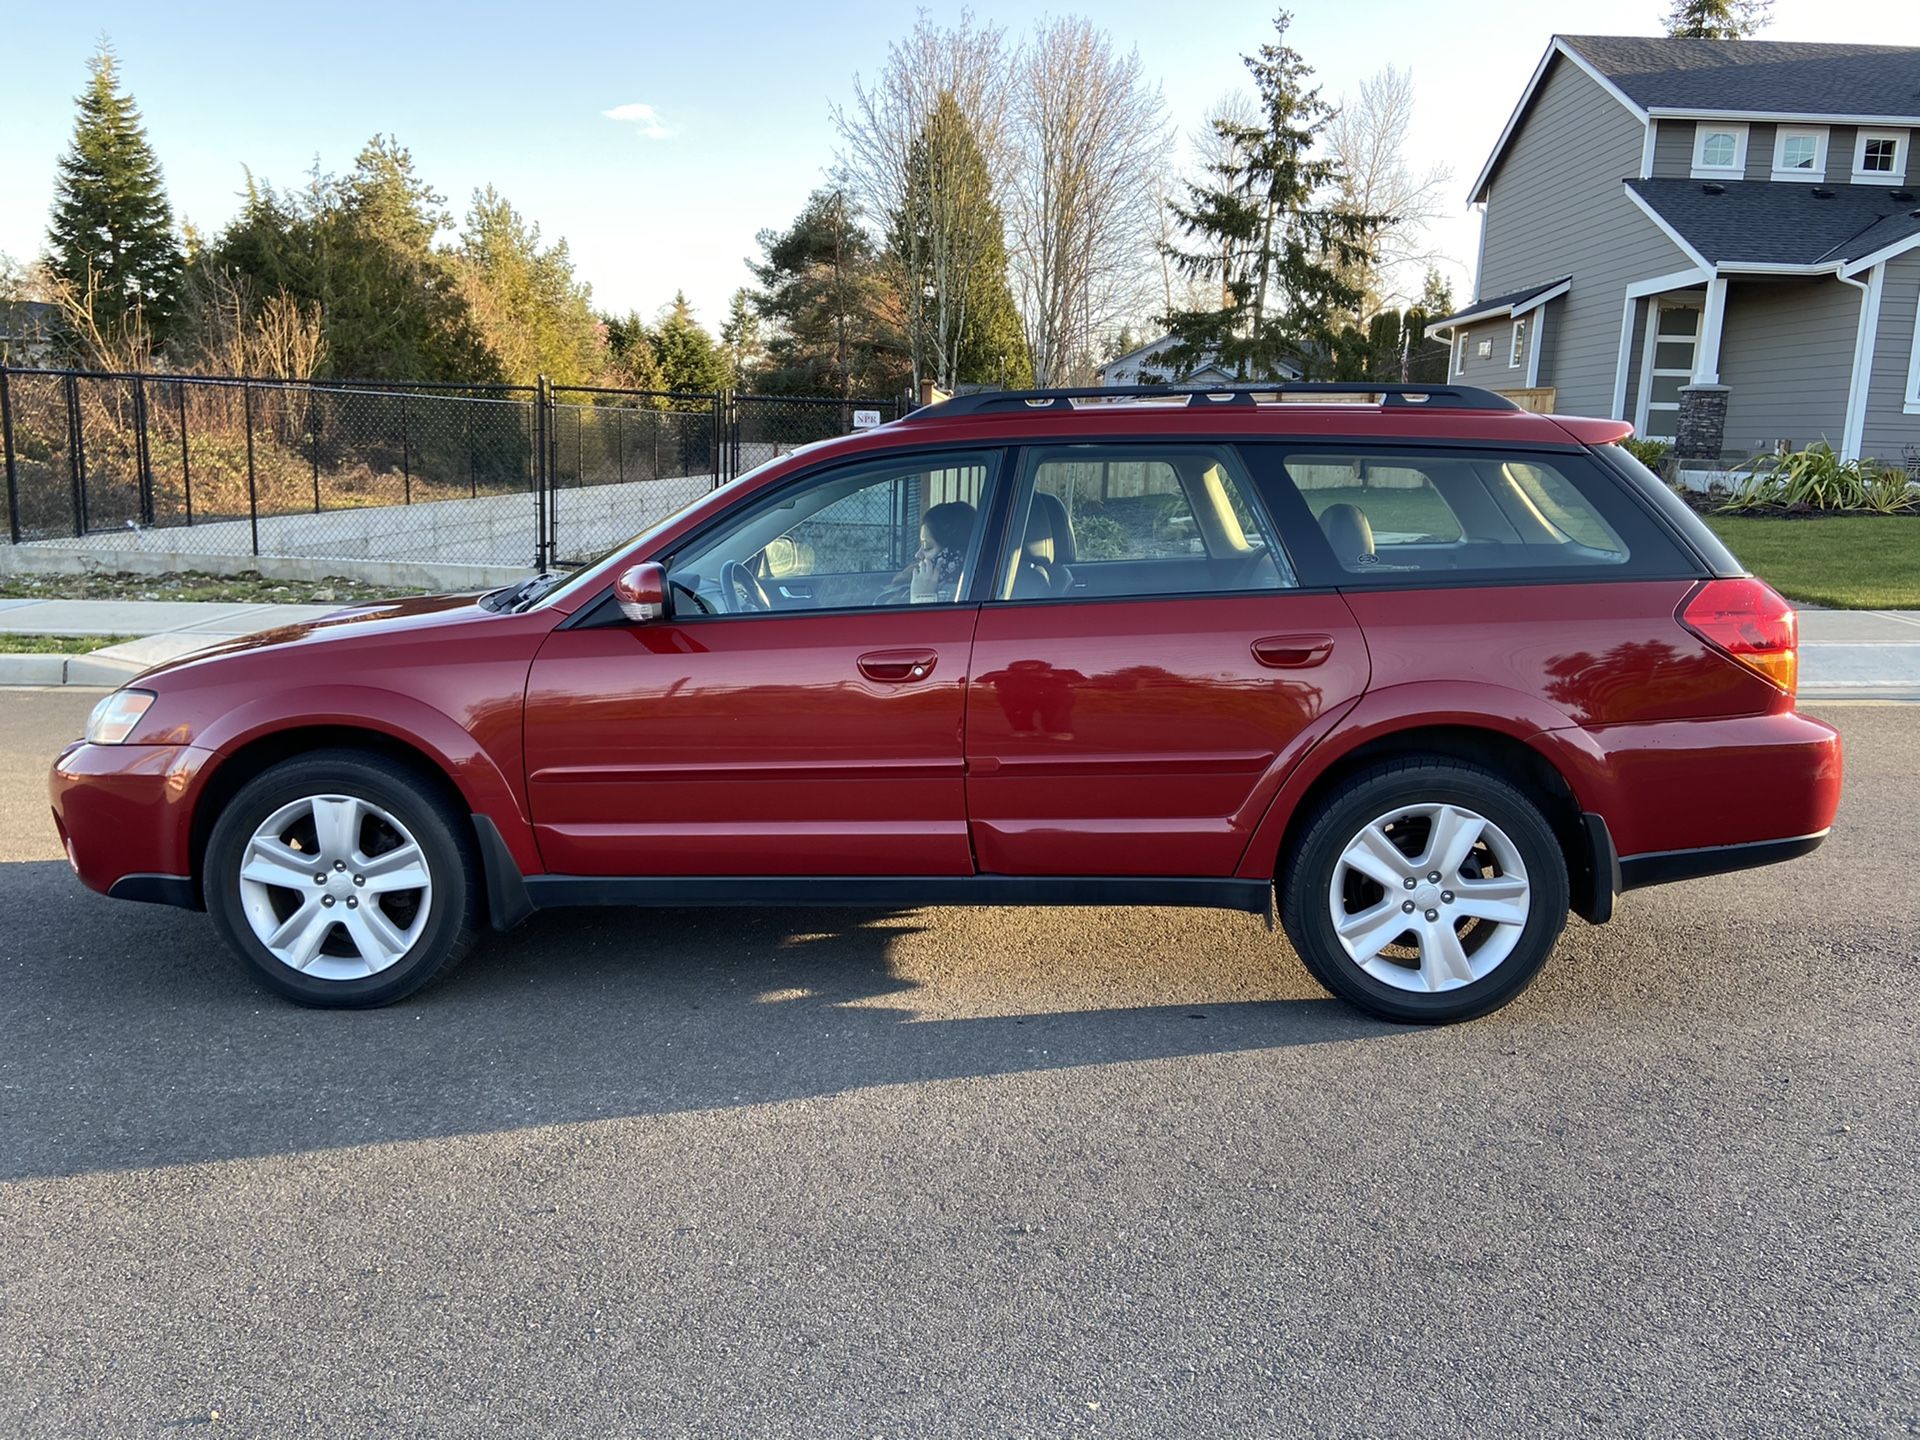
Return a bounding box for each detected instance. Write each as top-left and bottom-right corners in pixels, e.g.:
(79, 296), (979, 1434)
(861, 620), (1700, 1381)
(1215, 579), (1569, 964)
(1720, 443), (1917, 515)
(1621, 436), (1670, 472)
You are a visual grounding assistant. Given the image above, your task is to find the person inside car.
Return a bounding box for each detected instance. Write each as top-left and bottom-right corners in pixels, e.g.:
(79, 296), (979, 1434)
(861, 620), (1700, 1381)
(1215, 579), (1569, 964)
(883, 500), (975, 604)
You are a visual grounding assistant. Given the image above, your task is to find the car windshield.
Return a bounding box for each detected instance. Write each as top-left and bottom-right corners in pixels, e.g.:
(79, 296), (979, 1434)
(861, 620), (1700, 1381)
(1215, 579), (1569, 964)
(528, 448), (816, 611)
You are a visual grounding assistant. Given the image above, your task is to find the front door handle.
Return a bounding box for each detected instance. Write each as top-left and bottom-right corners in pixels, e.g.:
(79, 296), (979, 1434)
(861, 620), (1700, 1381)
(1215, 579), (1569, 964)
(1252, 634), (1334, 669)
(858, 649), (938, 683)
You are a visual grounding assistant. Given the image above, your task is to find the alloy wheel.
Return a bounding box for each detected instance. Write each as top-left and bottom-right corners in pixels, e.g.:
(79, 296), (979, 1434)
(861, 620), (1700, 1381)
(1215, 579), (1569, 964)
(1326, 802), (1532, 993)
(236, 794), (434, 980)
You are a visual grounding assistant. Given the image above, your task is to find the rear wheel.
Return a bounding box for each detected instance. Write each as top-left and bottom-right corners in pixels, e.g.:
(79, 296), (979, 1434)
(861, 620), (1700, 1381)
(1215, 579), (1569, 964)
(1280, 759), (1568, 1024)
(204, 750), (475, 1007)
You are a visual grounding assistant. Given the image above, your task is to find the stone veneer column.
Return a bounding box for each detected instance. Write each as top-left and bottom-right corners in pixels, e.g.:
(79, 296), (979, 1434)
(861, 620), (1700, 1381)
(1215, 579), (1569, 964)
(1675, 384), (1730, 463)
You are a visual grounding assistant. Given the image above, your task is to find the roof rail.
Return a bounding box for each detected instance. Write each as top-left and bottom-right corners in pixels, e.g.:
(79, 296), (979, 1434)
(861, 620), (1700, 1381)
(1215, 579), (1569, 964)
(903, 382), (1522, 419)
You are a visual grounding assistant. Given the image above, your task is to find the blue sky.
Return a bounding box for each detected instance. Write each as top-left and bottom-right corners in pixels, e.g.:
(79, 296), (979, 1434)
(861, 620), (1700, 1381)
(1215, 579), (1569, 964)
(4, 0), (1915, 331)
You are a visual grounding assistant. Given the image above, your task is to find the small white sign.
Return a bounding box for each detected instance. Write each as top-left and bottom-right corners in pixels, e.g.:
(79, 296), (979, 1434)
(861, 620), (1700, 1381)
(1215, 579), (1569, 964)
(851, 409), (882, 430)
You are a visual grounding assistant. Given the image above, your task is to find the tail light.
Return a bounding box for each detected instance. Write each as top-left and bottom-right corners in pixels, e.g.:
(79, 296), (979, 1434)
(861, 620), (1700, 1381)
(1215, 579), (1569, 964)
(1679, 577), (1798, 695)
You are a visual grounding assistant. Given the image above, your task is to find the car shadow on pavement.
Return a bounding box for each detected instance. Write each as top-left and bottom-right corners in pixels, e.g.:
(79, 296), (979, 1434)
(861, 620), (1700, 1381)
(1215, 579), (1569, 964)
(0, 861), (1395, 1181)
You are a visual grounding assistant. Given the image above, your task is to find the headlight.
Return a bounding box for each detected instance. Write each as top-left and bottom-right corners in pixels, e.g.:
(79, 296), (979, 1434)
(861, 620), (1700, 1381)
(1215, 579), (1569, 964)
(85, 689), (156, 745)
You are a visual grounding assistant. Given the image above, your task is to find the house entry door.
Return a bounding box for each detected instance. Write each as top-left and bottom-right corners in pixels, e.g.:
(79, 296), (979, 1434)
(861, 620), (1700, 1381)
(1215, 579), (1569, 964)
(1637, 300), (1702, 444)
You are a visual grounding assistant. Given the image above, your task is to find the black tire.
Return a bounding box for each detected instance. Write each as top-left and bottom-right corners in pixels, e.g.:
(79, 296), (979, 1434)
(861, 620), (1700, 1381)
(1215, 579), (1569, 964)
(204, 749), (476, 1008)
(1279, 759), (1569, 1024)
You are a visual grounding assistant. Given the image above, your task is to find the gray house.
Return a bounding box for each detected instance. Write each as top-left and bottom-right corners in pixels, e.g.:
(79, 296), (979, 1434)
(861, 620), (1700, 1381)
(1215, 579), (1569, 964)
(1098, 333), (1300, 388)
(1428, 35), (1920, 467)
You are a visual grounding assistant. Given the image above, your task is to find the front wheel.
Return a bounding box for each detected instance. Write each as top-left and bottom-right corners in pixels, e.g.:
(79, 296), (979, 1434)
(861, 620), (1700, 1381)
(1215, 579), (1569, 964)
(204, 750), (476, 1007)
(1280, 760), (1569, 1024)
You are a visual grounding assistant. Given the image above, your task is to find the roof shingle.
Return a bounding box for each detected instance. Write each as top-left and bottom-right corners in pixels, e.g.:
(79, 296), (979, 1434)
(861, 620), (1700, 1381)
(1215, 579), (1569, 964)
(1626, 177), (1920, 266)
(1562, 35), (1920, 118)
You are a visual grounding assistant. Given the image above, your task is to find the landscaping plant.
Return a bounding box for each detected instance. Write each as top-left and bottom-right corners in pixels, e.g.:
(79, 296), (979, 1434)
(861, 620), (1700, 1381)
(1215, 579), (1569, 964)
(1720, 442), (1917, 515)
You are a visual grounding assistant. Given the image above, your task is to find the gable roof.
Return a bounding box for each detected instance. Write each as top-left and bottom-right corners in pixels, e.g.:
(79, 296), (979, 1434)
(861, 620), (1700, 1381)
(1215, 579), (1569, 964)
(1471, 35), (1920, 204)
(1561, 35), (1920, 119)
(1423, 277), (1572, 340)
(1625, 178), (1920, 272)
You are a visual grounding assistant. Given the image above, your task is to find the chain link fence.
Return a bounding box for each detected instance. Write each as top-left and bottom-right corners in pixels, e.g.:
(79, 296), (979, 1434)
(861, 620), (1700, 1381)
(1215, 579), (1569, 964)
(0, 366), (907, 577)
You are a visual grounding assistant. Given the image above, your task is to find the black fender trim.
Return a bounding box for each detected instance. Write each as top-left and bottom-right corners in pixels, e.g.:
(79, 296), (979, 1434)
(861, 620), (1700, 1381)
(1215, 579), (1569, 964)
(472, 815), (537, 931)
(1571, 812), (1620, 926)
(106, 873), (201, 910)
(1618, 830), (1829, 891)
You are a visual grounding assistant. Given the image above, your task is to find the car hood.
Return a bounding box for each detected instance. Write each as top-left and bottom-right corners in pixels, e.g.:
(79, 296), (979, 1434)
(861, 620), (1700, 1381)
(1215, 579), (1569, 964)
(132, 591), (498, 683)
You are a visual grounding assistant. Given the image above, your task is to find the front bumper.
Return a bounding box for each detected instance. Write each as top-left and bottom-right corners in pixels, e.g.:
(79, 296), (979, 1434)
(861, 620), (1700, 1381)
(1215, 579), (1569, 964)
(49, 740), (214, 906)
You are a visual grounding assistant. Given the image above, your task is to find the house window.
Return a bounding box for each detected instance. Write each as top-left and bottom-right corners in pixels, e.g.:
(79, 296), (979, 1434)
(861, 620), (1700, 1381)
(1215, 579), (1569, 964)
(1509, 318), (1527, 368)
(1854, 129), (1907, 184)
(1907, 291), (1920, 415)
(1772, 126), (1827, 181)
(1691, 122), (1747, 177)
(1454, 332), (1468, 376)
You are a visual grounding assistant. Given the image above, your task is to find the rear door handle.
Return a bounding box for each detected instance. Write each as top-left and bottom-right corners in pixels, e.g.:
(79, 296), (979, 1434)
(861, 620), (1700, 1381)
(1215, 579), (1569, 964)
(1252, 634), (1334, 669)
(858, 649), (938, 683)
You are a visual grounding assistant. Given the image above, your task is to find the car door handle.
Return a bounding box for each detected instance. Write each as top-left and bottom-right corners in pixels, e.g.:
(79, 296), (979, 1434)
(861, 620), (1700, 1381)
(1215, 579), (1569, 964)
(857, 649), (938, 683)
(1252, 634), (1334, 669)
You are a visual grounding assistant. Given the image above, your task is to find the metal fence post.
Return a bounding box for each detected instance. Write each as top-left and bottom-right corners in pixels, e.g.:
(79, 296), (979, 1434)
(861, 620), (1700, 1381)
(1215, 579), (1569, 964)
(310, 390), (323, 513)
(132, 375), (155, 527)
(0, 368), (20, 544)
(400, 392), (412, 505)
(466, 408), (476, 498)
(178, 382), (193, 526)
(65, 373), (86, 536)
(242, 381), (260, 556)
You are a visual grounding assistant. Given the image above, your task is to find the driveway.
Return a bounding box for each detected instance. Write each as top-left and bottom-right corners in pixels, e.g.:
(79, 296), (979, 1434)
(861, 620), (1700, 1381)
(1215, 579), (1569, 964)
(2, 690), (1914, 1438)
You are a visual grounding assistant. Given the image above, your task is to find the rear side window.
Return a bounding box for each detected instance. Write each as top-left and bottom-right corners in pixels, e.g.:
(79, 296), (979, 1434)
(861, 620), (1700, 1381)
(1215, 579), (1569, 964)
(1269, 448), (1641, 581)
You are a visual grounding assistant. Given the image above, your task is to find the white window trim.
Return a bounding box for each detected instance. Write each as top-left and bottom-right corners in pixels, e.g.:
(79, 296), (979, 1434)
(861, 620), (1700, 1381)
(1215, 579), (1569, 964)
(1454, 331), (1468, 377)
(1509, 318), (1526, 369)
(1906, 290), (1920, 415)
(1853, 128), (1908, 186)
(1771, 125), (1828, 182)
(1690, 121), (1748, 178)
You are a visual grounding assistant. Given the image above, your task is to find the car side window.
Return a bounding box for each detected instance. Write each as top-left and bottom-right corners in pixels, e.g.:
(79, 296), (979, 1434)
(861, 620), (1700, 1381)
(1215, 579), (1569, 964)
(1279, 450), (1630, 577)
(668, 451), (998, 616)
(997, 445), (1293, 602)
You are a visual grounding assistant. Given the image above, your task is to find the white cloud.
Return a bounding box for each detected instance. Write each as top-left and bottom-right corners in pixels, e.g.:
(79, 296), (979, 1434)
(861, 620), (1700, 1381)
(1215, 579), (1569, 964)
(601, 102), (674, 141)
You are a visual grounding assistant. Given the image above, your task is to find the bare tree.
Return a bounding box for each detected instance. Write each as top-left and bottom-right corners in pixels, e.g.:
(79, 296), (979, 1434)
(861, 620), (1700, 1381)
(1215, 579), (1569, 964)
(834, 11), (1013, 391)
(1323, 65), (1451, 318)
(1006, 18), (1168, 386)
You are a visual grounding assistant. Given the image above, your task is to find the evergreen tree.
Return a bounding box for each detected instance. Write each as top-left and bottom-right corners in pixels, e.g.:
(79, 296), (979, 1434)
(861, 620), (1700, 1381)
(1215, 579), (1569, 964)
(1664, 0), (1771, 39)
(748, 188), (907, 397)
(891, 93), (1033, 389)
(719, 288), (766, 388)
(649, 292), (729, 395)
(1159, 10), (1383, 381)
(46, 42), (184, 343)
(602, 309), (669, 397)
(455, 186), (602, 385)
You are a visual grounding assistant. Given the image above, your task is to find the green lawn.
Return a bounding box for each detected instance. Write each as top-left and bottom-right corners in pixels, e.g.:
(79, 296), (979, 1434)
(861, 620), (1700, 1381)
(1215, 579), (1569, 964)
(0, 634), (138, 654)
(1704, 514), (1920, 609)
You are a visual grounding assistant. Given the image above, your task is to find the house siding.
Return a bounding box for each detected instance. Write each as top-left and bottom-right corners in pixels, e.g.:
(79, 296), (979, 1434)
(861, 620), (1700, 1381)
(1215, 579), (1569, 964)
(1451, 317), (1533, 389)
(1717, 278), (1859, 456)
(1478, 57), (1691, 418)
(1653, 119), (1694, 177)
(1861, 250), (1920, 461)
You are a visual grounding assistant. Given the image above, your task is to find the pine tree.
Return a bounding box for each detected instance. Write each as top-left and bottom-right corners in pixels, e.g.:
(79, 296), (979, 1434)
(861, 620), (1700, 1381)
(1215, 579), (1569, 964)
(649, 292), (729, 395)
(46, 42), (185, 343)
(719, 288), (765, 389)
(1665, 0), (1771, 39)
(455, 186), (602, 385)
(748, 188), (908, 397)
(1159, 10), (1383, 381)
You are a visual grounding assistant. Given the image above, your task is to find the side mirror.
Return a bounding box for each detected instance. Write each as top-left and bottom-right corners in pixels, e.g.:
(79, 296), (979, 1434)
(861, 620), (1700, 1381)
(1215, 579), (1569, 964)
(614, 562), (669, 623)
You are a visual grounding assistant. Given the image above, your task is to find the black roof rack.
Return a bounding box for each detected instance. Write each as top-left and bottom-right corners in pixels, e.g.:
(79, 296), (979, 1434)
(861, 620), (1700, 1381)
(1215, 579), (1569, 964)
(903, 382), (1522, 420)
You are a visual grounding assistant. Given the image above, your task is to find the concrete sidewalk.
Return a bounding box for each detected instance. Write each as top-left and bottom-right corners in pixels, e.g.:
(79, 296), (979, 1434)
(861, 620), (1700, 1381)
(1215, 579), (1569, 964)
(3, 595), (1918, 696)
(0, 598), (339, 686)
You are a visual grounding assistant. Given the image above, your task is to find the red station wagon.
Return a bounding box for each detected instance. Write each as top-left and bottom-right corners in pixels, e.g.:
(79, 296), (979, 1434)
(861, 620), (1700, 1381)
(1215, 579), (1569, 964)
(50, 384), (1842, 1022)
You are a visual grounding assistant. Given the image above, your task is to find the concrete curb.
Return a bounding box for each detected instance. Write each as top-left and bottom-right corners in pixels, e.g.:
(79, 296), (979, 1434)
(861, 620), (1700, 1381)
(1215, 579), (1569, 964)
(0, 652), (144, 687)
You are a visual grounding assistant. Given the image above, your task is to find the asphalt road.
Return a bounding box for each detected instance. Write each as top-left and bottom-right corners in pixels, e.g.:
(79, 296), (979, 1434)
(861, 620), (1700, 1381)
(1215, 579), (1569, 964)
(2, 688), (1915, 1438)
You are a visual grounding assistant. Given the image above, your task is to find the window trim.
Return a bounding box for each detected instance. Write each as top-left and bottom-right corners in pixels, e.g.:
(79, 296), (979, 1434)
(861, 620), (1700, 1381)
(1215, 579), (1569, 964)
(1508, 318), (1527, 369)
(987, 441), (1297, 605)
(1690, 121), (1748, 178)
(1453, 331), (1468, 376)
(1906, 288), (1920, 415)
(1771, 125), (1828, 182)
(1853, 127), (1907, 185)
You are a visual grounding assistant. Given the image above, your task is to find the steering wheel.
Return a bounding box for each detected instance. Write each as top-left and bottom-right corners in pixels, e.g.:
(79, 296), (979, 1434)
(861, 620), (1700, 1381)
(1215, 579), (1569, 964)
(721, 560), (773, 614)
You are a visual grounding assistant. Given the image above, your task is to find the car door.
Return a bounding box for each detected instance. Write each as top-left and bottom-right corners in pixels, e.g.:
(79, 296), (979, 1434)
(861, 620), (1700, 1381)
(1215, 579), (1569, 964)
(523, 449), (1002, 876)
(964, 442), (1369, 877)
